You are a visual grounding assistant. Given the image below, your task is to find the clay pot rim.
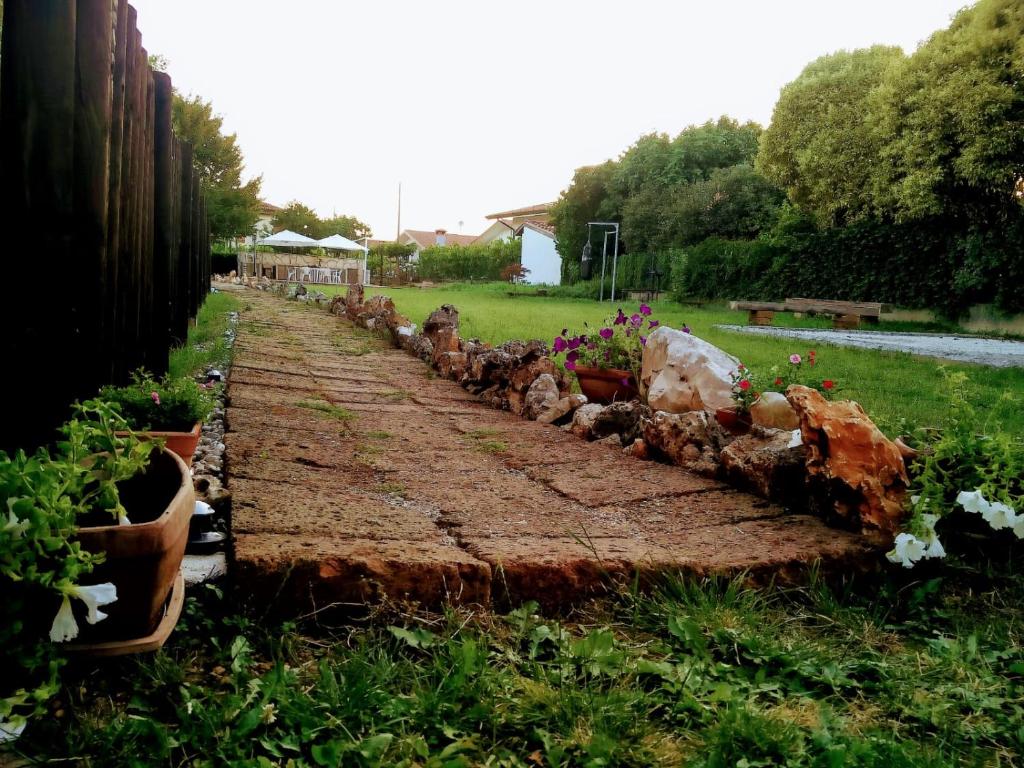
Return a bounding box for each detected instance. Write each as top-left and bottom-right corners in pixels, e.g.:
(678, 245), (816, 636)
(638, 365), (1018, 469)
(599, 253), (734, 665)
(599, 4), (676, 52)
(572, 365), (636, 381)
(78, 449), (192, 533)
(114, 421), (201, 440)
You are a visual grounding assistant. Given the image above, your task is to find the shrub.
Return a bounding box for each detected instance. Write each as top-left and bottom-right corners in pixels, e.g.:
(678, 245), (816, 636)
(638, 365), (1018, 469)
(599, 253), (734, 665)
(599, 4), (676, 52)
(1, 402), (154, 736)
(670, 238), (777, 301)
(100, 371), (214, 432)
(416, 240), (521, 282)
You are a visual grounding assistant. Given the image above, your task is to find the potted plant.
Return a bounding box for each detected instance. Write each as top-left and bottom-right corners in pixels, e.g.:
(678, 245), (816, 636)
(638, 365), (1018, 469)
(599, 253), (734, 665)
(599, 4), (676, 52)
(1, 400), (193, 738)
(717, 363), (756, 433)
(101, 370), (215, 463)
(551, 305), (666, 404)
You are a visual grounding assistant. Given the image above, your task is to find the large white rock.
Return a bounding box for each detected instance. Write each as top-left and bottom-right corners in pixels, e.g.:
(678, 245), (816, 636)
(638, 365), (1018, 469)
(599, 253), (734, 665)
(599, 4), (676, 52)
(641, 326), (739, 413)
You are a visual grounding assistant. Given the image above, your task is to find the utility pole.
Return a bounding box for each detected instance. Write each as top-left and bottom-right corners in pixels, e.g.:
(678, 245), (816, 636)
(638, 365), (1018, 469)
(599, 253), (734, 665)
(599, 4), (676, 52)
(395, 182), (402, 242)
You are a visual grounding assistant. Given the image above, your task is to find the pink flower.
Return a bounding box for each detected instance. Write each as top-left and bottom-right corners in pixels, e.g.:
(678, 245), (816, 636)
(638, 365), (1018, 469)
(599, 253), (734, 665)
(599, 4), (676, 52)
(789, 354), (802, 365)
(639, 303), (652, 316)
(599, 327), (614, 340)
(552, 336), (568, 353)
(150, 391), (161, 406)
(565, 360), (577, 371)
(630, 313), (643, 327)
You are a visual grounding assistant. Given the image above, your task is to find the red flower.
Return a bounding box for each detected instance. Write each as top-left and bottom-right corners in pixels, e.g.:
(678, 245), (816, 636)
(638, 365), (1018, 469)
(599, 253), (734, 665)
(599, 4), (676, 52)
(773, 377), (784, 387)
(822, 380), (835, 390)
(738, 380), (751, 391)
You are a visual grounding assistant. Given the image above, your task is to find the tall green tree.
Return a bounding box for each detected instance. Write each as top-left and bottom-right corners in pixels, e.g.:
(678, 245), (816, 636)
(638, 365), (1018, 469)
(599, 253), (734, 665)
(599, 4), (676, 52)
(550, 162), (618, 282)
(870, 0), (1024, 222)
(172, 93), (261, 240)
(270, 202), (371, 241)
(756, 46), (905, 225)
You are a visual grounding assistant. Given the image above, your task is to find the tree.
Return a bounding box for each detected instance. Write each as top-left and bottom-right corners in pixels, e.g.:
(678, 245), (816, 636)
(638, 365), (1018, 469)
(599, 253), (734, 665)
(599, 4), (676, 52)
(271, 201), (320, 238)
(870, 0), (1024, 222)
(756, 46), (905, 225)
(271, 202), (371, 241)
(550, 162), (618, 282)
(172, 93), (261, 240)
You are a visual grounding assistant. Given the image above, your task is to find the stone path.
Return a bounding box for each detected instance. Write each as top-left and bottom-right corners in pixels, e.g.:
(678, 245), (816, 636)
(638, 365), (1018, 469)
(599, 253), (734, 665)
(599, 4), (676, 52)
(717, 325), (1024, 368)
(227, 292), (874, 613)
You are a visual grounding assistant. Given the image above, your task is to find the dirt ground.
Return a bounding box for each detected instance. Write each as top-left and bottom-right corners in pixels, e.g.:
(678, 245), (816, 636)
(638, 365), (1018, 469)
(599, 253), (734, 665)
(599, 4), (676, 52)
(226, 292), (874, 613)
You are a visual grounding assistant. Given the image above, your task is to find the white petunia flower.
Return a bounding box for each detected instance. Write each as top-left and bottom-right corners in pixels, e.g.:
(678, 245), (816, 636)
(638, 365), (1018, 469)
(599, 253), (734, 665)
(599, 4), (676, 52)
(48, 583), (118, 643)
(887, 533), (926, 569)
(3, 505), (30, 539)
(49, 597), (78, 642)
(73, 583), (118, 625)
(956, 489), (989, 515)
(982, 501), (1017, 531)
(0, 717), (26, 744)
(919, 514), (946, 559)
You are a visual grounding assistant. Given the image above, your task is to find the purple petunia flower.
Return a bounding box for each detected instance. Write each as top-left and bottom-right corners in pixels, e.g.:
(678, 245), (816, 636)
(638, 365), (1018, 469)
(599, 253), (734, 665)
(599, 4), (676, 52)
(640, 336), (647, 346)
(566, 350), (579, 363)
(552, 336), (568, 353)
(599, 327), (614, 340)
(587, 342), (597, 350)
(630, 313), (643, 327)
(567, 336), (582, 351)
(682, 324), (691, 334)
(639, 303), (651, 316)
(614, 309), (627, 326)
(565, 360), (577, 371)
(648, 320), (660, 329)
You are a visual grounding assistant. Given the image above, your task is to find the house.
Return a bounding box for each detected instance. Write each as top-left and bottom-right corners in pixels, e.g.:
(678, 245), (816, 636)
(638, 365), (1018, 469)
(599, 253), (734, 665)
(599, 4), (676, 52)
(520, 220), (560, 284)
(476, 202), (554, 245)
(242, 200), (282, 246)
(479, 202), (560, 285)
(399, 228), (478, 260)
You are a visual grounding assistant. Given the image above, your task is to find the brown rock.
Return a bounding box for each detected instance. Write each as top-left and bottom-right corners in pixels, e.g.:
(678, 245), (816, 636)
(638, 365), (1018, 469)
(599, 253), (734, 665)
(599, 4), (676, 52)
(193, 473), (231, 511)
(423, 304), (459, 348)
(642, 410), (719, 476)
(344, 283), (365, 320)
(537, 394), (588, 425)
(570, 403), (607, 440)
(437, 351), (468, 381)
(720, 429), (806, 504)
(591, 401), (651, 444)
(750, 391), (800, 431)
(523, 374), (561, 420)
(623, 438), (649, 460)
(408, 334), (433, 363)
(786, 385), (909, 541)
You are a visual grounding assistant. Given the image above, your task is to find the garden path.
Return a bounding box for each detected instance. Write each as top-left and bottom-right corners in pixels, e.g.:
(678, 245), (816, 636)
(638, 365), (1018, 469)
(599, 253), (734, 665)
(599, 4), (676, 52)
(227, 291), (873, 613)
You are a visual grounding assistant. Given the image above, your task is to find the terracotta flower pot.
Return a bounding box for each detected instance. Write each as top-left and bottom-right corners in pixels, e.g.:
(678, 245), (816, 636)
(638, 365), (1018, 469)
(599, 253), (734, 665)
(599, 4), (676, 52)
(573, 365), (638, 405)
(74, 449), (194, 641)
(116, 421), (202, 465)
(715, 406), (753, 435)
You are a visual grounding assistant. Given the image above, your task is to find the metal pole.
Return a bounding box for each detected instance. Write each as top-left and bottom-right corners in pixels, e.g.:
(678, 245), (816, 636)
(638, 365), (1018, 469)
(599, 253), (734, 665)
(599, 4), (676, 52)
(610, 224), (620, 302)
(600, 230), (609, 302)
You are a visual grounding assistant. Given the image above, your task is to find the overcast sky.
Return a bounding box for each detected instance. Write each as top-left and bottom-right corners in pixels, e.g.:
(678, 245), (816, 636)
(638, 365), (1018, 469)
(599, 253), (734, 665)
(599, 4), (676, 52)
(132, 0), (968, 239)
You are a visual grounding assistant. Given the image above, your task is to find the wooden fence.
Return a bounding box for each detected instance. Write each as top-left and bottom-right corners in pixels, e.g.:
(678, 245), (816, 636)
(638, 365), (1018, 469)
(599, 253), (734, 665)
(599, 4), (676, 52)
(0, 0), (211, 451)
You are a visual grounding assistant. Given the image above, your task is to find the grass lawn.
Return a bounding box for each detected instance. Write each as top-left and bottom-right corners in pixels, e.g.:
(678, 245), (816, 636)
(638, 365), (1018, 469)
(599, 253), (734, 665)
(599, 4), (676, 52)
(17, 568), (1024, 766)
(169, 291), (242, 379)
(316, 282), (1024, 434)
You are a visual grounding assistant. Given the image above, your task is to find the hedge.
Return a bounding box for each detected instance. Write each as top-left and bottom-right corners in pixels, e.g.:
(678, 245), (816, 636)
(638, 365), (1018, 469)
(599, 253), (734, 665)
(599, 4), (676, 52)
(416, 240), (521, 282)
(663, 213), (1024, 317)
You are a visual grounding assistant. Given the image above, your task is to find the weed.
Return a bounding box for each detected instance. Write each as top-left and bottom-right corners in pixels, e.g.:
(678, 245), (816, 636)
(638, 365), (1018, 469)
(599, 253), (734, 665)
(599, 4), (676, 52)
(374, 482), (407, 497)
(366, 431), (393, 440)
(380, 389), (413, 402)
(296, 399), (356, 423)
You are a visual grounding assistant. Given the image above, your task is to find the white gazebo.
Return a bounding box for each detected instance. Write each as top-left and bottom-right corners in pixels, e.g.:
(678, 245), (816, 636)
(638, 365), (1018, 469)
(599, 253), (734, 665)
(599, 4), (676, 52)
(256, 229), (318, 248)
(317, 234), (369, 286)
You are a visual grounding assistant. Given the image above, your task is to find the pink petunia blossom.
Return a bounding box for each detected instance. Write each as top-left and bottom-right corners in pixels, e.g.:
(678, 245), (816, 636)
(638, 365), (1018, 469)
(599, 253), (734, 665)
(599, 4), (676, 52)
(599, 327), (614, 340)
(789, 354), (802, 365)
(639, 303), (652, 316)
(150, 391), (161, 406)
(565, 360), (577, 371)
(630, 314), (643, 327)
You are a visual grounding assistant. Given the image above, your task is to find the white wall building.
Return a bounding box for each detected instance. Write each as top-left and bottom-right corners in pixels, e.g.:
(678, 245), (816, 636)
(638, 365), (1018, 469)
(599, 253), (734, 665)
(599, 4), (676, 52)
(520, 221), (560, 285)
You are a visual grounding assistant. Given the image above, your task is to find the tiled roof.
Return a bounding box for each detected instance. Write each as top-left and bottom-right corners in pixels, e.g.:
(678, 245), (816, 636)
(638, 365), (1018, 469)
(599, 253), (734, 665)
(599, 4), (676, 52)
(485, 202), (554, 220)
(522, 220), (555, 238)
(402, 229), (479, 249)
(258, 200), (282, 215)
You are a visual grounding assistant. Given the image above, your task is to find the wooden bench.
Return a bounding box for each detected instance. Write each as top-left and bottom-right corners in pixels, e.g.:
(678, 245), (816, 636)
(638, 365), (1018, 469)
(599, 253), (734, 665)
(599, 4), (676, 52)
(730, 298), (892, 329)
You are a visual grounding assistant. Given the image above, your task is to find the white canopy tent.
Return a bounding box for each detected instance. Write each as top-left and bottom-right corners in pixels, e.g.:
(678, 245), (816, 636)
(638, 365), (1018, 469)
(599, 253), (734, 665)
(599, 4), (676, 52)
(317, 234), (369, 285)
(256, 229), (317, 248)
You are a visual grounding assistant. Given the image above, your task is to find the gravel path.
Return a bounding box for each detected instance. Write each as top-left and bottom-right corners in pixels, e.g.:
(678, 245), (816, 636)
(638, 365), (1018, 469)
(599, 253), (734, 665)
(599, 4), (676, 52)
(226, 291), (873, 614)
(717, 325), (1024, 368)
